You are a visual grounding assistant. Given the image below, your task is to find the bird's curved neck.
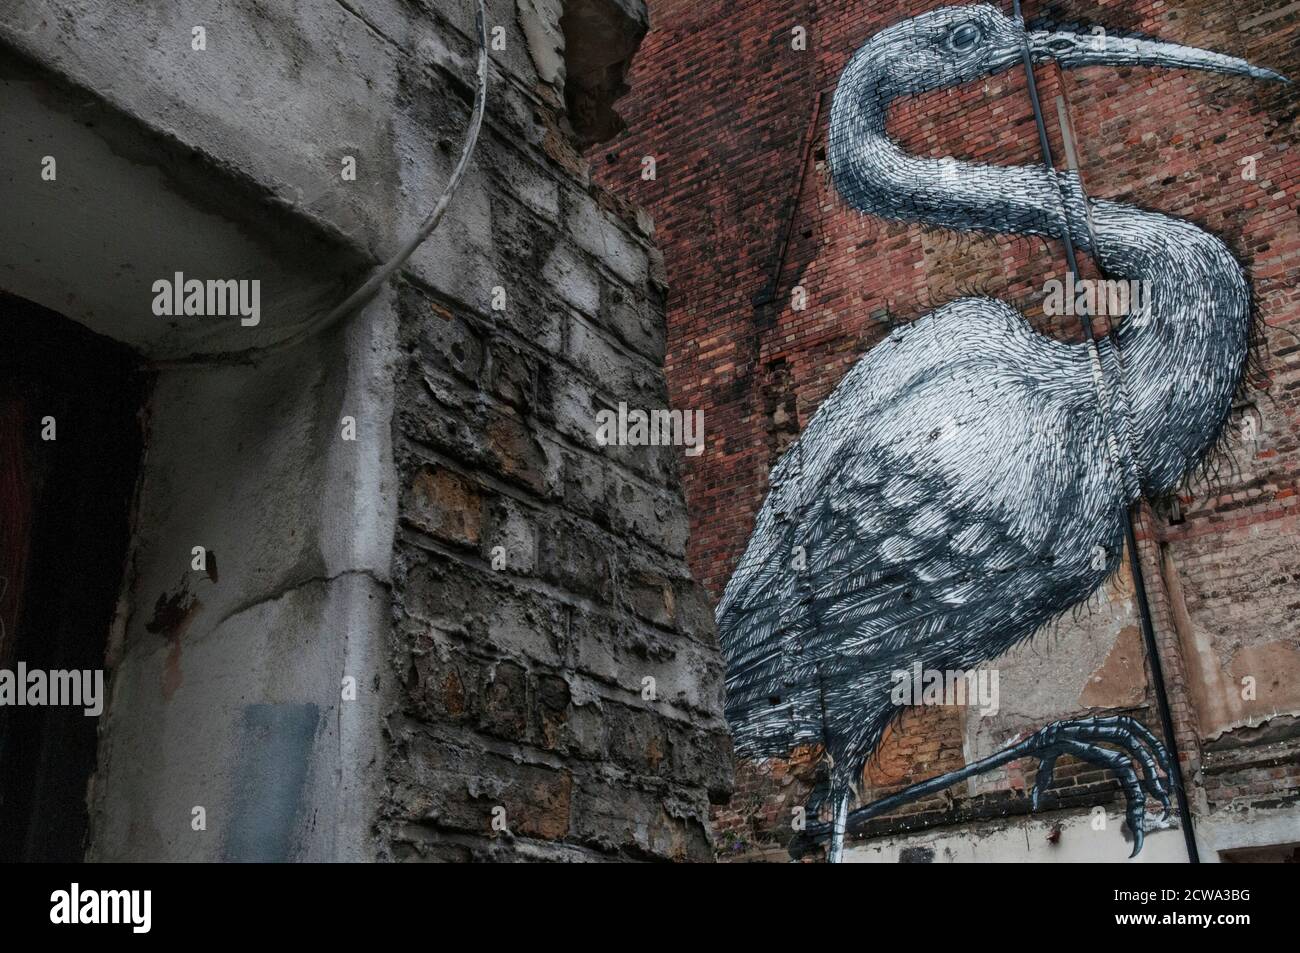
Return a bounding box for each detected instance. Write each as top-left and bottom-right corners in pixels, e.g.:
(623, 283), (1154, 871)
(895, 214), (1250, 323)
(829, 80), (1090, 244)
(830, 82), (1253, 498)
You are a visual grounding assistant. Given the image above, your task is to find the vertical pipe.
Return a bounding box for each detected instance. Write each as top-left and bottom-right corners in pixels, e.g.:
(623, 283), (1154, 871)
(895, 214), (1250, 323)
(1010, 0), (1200, 862)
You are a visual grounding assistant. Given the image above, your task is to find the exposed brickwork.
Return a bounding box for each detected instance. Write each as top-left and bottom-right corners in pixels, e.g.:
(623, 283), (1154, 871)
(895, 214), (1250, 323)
(590, 0), (1300, 858)
(378, 0), (732, 861)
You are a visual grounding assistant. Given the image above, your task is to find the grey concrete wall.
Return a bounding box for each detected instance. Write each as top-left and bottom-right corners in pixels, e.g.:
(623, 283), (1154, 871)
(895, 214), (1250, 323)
(3, 17), (398, 860)
(82, 298), (398, 861)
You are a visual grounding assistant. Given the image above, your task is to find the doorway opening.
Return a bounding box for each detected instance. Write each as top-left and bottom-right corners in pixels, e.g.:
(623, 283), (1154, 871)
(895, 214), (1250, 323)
(0, 291), (149, 861)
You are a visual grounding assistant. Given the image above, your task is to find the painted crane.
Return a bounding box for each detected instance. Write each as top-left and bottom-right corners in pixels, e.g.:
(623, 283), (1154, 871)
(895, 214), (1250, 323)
(716, 4), (1287, 862)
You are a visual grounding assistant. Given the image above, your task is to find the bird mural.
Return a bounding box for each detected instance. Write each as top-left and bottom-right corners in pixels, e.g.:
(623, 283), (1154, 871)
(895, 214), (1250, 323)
(715, 3), (1288, 863)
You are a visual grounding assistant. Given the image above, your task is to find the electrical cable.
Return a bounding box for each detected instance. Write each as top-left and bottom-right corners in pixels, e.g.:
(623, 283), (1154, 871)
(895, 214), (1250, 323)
(150, 0), (489, 370)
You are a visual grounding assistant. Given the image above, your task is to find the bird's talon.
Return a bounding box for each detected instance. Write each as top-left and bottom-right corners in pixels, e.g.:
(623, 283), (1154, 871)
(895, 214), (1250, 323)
(1013, 716), (1175, 858)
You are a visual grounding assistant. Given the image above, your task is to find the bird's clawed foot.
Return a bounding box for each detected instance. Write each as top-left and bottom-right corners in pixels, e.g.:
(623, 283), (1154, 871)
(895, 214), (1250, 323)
(786, 715), (1173, 861)
(1019, 715), (1172, 857)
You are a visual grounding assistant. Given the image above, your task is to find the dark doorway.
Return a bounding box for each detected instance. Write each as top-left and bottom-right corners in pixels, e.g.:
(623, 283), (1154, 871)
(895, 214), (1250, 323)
(0, 291), (148, 861)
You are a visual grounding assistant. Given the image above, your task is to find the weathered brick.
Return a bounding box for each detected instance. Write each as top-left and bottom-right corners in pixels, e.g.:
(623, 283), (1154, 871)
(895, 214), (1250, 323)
(403, 464), (483, 547)
(569, 776), (713, 860)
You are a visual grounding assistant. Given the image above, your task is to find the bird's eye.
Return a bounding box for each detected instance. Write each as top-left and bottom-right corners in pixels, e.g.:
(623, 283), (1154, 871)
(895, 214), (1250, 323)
(946, 22), (983, 53)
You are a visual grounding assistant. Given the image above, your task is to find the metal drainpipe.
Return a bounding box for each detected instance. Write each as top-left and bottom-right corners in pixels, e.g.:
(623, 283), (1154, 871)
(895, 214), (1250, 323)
(1010, 0), (1201, 863)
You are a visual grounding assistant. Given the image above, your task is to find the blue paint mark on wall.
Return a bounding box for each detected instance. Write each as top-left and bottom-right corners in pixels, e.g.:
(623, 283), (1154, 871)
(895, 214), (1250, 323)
(224, 702), (319, 862)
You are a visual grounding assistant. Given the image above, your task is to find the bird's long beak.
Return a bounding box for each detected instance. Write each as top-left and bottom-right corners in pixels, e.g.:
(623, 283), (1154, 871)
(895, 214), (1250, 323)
(1029, 27), (1290, 84)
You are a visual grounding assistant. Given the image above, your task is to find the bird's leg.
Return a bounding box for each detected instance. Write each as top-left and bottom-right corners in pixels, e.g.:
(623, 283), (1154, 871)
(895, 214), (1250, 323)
(826, 788), (851, 864)
(789, 715), (1171, 860)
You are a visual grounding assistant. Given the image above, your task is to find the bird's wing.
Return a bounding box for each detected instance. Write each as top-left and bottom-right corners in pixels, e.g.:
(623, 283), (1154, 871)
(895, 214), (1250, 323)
(716, 301), (1115, 756)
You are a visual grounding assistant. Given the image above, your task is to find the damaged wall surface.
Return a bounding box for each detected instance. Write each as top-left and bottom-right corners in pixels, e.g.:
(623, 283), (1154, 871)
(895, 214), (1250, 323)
(0, 0), (729, 861)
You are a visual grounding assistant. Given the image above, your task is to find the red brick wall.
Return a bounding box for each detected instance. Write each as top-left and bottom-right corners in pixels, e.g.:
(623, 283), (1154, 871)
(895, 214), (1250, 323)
(591, 0), (1300, 856)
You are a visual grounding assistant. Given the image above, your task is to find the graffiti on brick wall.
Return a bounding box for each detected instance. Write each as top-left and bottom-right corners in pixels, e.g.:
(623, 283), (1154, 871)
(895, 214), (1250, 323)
(714, 4), (1287, 861)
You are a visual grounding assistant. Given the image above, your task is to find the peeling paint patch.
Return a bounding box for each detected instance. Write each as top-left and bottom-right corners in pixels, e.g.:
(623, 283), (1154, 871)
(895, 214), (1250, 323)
(1228, 641), (1300, 725)
(1078, 625), (1146, 709)
(517, 0), (566, 90)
